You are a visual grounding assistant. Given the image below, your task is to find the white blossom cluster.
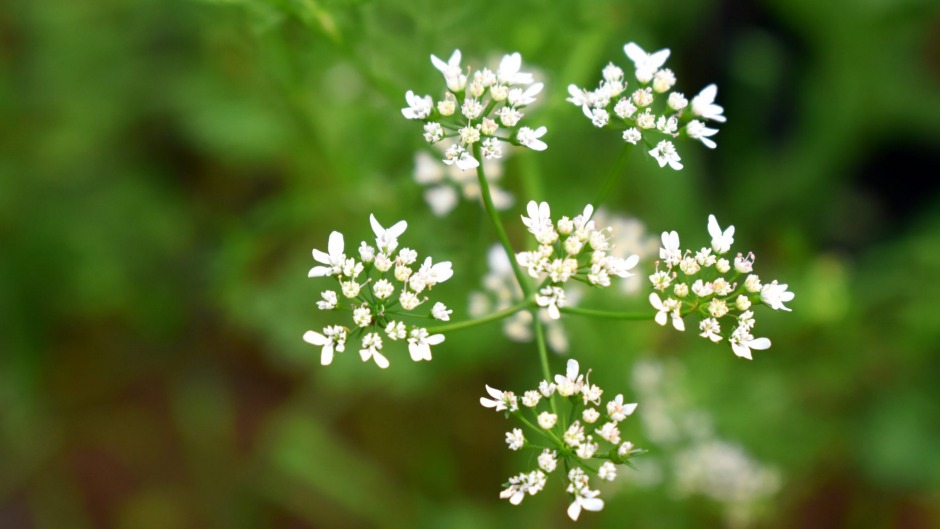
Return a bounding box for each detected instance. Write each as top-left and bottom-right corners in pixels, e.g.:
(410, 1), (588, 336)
(649, 215), (795, 359)
(567, 42), (726, 170)
(413, 150), (513, 216)
(304, 214), (454, 368)
(402, 50), (548, 171)
(480, 359), (641, 521)
(515, 201), (640, 319)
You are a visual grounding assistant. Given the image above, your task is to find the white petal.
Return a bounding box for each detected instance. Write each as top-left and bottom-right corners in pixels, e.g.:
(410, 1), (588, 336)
(303, 330), (327, 346)
(581, 497), (604, 512)
(566, 359), (579, 380)
(327, 231), (344, 258)
(387, 220), (408, 238)
(373, 351), (390, 369)
(649, 293), (664, 310)
(369, 213), (383, 237)
(671, 314), (686, 332)
(623, 42), (646, 64)
(749, 337), (772, 350)
(320, 342), (334, 365)
(731, 342), (752, 360)
(426, 334), (445, 346)
(308, 266), (331, 278)
(567, 500), (582, 521)
(623, 403), (638, 416)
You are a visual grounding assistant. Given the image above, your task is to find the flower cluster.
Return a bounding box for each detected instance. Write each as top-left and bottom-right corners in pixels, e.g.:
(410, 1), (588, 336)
(648, 215), (794, 359)
(481, 359), (641, 521)
(402, 50), (548, 171)
(304, 214), (454, 368)
(567, 42), (726, 170)
(515, 201), (640, 319)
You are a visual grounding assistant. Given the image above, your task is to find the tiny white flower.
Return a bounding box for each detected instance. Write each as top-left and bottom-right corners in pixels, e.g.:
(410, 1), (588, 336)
(535, 286), (566, 320)
(317, 290), (338, 310)
(385, 320), (406, 340)
(618, 441), (635, 458)
(431, 302), (452, 321)
(761, 280), (795, 311)
(538, 380), (556, 397)
(303, 325), (347, 366)
(659, 230), (681, 266)
(505, 428), (525, 451)
(563, 421), (586, 447)
(584, 106), (610, 127)
(423, 122), (443, 143)
(370, 214), (407, 254)
(497, 52), (533, 85)
(652, 68), (676, 93)
(745, 274), (762, 293)
(691, 83), (726, 122)
(399, 290), (422, 311)
(401, 90), (433, 120)
(687, 119), (719, 149)
(699, 317), (723, 342)
(635, 109), (656, 129)
(537, 411), (558, 429)
(480, 385), (519, 412)
(622, 127), (642, 144)
(614, 98), (637, 119)
(508, 82), (543, 107)
(735, 295), (752, 311)
(341, 280), (361, 298)
(649, 140), (683, 170)
(516, 126), (548, 151)
(352, 304), (373, 327)
(606, 394), (637, 422)
(706, 214), (735, 255)
(649, 292), (685, 331)
(668, 91), (688, 111)
(555, 359), (584, 397)
(567, 485), (604, 521)
(430, 49), (466, 92)
(598, 461), (618, 481)
(582, 408), (600, 424)
(407, 327), (444, 361)
(497, 106), (523, 127)
(631, 87), (654, 107)
(359, 332), (389, 369)
(624, 42), (671, 84)
(730, 332), (771, 360)
(538, 449), (558, 473)
(575, 436), (599, 459)
(309, 231), (345, 277)
(596, 422), (621, 444)
(522, 390), (541, 408)
(358, 242), (375, 263)
(436, 93), (456, 116)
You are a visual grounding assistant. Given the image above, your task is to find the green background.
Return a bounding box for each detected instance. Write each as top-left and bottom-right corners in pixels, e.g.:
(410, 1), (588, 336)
(2, 0), (940, 527)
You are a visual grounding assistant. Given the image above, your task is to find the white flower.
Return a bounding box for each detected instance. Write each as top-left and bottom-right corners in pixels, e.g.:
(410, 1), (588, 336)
(730, 331), (771, 360)
(691, 83), (726, 122)
(309, 231), (345, 277)
(370, 214), (407, 254)
(668, 91), (688, 111)
(385, 320), (406, 340)
(480, 385), (519, 412)
(596, 422), (621, 444)
(699, 317), (723, 342)
(316, 290), (338, 310)
(538, 449), (558, 473)
(652, 68), (676, 93)
(508, 82), (543, 107)
(407, 327), (444, 361)
(624, 42), (670, 84)
(708, 215), (734, 254)
(659, 230), (681, 266)
(401, 90), (433, 120)
(598, 461), (618, 481)
(563, 421), (586, 447)
(567, 485), (604, 521)
(516, 126), (548, 151)
(352, 304), (372, 327)
(303, 325), (347, 366)
(497, 52), (534, 85)
(583, 106), (609, 127)
(505, 428), (525, 451)
(431, 302), (452, 321)
(430, 49), (466, 91)
(555, 359), (584, 397)
(687, 119), (719, 149)
(761, 280), (794, 311)
(582, 408), (600, 424)
(537, 411), (558, 429)
(649, 292), (685, 331)
(423, 122), (443, 143)
(618, 441), (635, 458)
(606, 394), (637, 422)
(622, 127), (642, 144)
(416, 256), (454, 286)
(359, 332), (389, 369)
(649, 140), (683, 170)
(614, 98), (637, 119)
(535, 286), (566, 320)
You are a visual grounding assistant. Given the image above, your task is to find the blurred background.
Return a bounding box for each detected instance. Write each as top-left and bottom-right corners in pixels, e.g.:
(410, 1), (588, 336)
(3, 0), (940, 527)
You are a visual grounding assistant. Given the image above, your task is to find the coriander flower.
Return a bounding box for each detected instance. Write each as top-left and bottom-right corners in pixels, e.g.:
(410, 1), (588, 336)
(303, 325), (347, 366)
(407, 327), (444, 361)
(516, 126), (548, 151)
(707, 214), (735, 254)
(691, 83), (726, 122)
(308, 231), (345, 278)
(624, 42), (670, 83)
(401, 90), (433, 120)
(760, 280), (795, 311)
(649, 140), (683, 170)
(480, 385), (519, 413)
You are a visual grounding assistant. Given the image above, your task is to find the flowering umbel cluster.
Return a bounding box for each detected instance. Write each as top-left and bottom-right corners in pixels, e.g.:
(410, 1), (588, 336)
(567, 42), (726, 170)
(481, 359), (641, 521)
(515, 201), (640, 319)
(648, 215), (795, 359)
(304, 215), (454, 368)
(402, 50), (548, 171)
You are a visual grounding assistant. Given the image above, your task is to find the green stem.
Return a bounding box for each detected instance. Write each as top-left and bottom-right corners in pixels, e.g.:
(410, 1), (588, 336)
(560, 306), (652, 320)
(533, 316), (558, 416)
(426, 300), (533, 334)
(471, 143), (532, 297)
(592, 142), (632, 209)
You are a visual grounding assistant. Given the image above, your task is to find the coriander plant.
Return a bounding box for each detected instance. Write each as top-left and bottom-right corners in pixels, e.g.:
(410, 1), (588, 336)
(304, 42), (794, 521)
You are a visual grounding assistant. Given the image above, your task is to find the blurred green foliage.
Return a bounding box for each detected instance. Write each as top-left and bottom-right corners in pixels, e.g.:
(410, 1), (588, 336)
(2, 0), (940, 527)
